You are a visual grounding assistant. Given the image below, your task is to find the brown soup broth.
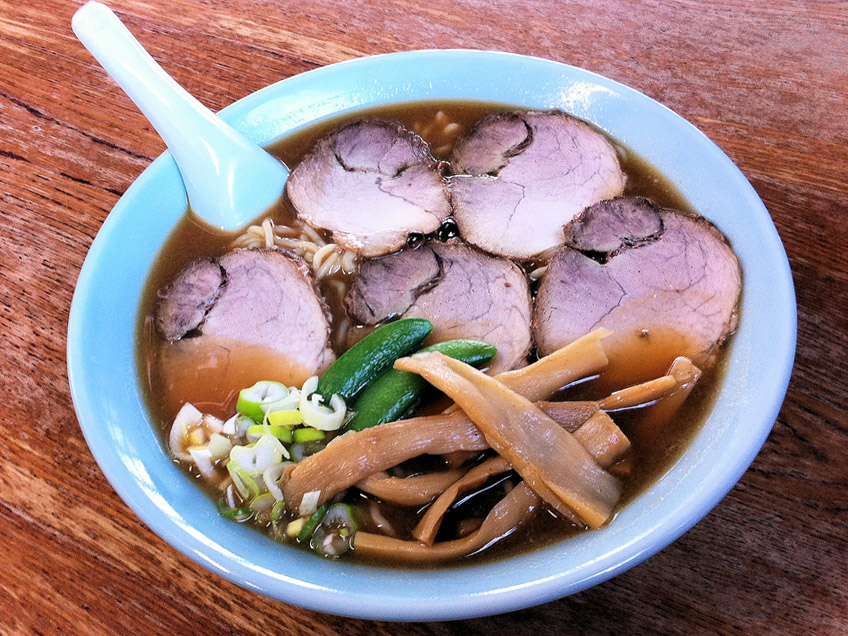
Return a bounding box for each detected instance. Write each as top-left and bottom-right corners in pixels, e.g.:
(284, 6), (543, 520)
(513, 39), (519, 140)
(137, 100), (730, 567)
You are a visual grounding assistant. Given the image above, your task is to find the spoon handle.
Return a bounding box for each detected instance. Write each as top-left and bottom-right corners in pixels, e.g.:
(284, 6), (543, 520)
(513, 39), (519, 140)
(72, 1), (288, 230)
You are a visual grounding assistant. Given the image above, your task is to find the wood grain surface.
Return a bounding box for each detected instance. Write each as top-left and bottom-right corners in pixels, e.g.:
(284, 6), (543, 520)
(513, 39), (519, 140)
(1, 0), (846, 634)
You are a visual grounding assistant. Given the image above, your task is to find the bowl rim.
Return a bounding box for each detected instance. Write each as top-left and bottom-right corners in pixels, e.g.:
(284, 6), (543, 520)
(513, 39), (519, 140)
(67, 49), (796, 621)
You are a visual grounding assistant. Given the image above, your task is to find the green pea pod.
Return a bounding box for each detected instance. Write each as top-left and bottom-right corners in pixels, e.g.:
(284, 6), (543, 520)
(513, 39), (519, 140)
(345, 339), (497, 432)
(316, 318), (433, 403)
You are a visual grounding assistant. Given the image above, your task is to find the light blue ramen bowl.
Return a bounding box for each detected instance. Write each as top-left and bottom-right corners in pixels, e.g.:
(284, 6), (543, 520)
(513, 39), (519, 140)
(67, 50), (796, 621)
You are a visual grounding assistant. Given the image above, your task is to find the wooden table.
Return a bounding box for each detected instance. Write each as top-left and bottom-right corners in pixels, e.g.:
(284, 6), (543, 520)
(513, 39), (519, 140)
(1, 0), (845, 633)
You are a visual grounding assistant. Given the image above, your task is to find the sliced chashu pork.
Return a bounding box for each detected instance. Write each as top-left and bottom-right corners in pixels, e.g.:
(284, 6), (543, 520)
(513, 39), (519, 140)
(155, 248), (335, 392)
(533, 197), (741, 369)
(449, 111), (626, 260)
(346, 241), (532, 373)
(285, 118), (451, 258)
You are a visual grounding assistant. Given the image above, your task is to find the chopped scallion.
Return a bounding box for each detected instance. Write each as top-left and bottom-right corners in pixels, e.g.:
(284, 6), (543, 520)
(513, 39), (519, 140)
(293, 427), (325, 443)
(271, 499), (288, 541)
(299, 376), (347, 431)
(286, 517), (305, 538)
(270, 499), (286, 521)
(216, 498), (253, 520)
(250, 492), (277, 524)
(290, 440), (326, 463)
(247, 424), (293, 444)
(298, 503), (330, 543)
(310, 503), (360, 558)
(206, 432), (233, 459)
(187, 427), (206, 447)
(237, 381), (290, 422)
(230, 433), (288, 473)
(223, 414), (254, 438)
(226, 462), (261, 500)
(267, 409), (303, 427)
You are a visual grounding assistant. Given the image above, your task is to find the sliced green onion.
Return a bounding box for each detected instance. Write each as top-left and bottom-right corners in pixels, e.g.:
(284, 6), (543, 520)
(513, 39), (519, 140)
(248, 424), (293, 444)
(226, 462), (261, 500)
(251, 492), (276, 511)
(299, 490), (321, 517)
(299, 376), (347, 431)
(216, 498), (253, 520)
(270, 499), (286, 521)
(270, 386), (302, 412)
(237, 381), (290, 422)
(271, 499), (288, 541)
(267, 409), (303, 427)
(310, 503), (360, 558)
(206, 432), (233, 459)
(251, 492), (277, 524)
(169, 403), (203, 462)
(262, 462), (289, 502)
(286, 518), (305, 538)
(293, 427), (325, 443)
(297, 503), (329, 542)
(223, 414), (254, 438)
(230, 433), (288, 473)
(290, 440), (326, 463)
(188, 447), (216, 479)
(170, 405), (226, 462)
(187, 427), (206, 446)
(224, 483), (239, 508)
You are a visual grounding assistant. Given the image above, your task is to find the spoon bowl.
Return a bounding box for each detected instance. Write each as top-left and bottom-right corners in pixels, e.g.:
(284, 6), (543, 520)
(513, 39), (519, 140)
(72, 1), (289, 231)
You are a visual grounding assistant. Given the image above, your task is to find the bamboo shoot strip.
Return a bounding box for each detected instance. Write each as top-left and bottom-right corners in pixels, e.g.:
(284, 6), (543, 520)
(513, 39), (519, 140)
(598, 375), (678, 410)
(597, 356), (700, 411)
(282, 401), (628, 515)
(635, 357), (703, 439)
(282, 412), (487, 514)
(412, 456), (512, 545)
(496, 328), (612, 401)
(356, 469), (467, 506)
(413, 408), (629, 545)
(440, 328), (611, 415)
(353, 482), (541, 563)
(394, 352), (621, 528)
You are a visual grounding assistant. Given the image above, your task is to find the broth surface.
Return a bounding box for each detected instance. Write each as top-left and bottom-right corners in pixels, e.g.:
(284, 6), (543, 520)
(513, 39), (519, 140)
(137, 101), (730, 567)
